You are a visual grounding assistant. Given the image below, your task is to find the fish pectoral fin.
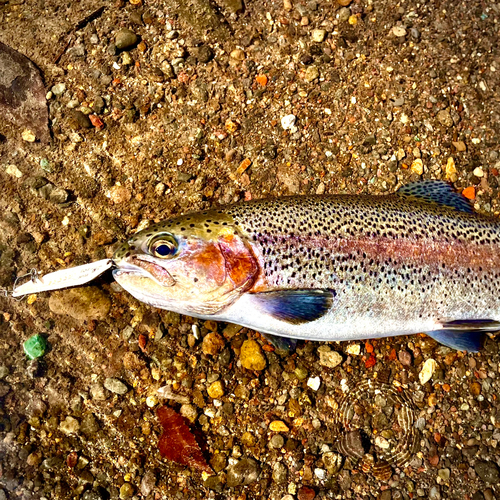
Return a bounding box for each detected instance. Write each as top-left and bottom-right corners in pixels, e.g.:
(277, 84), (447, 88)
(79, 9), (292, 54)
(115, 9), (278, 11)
(248, 289), (335, 325)
(396, 180), (473, 213)
(260, 333), (299, 353)
(425, 319), (500, 352)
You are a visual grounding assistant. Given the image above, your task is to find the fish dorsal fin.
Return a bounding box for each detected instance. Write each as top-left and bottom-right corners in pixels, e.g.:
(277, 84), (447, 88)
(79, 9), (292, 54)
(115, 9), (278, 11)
(396, 180), (473, 213)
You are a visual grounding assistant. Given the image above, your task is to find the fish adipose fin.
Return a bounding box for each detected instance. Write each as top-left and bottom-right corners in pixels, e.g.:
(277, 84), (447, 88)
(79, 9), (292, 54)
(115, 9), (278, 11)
(426, 319), (500, 352)
(396, 180), (473, 214)
(248, 289), (335, 324)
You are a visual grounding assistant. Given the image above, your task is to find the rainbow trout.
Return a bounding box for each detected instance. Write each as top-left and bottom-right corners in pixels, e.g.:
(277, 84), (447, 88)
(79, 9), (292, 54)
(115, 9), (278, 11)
(112, 181), (500, 352)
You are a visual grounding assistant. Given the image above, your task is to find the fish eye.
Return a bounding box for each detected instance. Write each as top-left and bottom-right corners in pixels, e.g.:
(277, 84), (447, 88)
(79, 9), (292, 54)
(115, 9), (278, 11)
(148, 234), (178, 259)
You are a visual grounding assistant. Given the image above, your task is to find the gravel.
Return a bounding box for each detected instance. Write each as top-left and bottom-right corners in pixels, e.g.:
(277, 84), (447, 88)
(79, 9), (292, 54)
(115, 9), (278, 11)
(2, 0), (500, 497)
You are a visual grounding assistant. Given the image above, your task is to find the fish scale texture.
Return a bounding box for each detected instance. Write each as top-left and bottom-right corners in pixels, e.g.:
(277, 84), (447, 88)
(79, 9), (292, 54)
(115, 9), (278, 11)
(226, 195), (500, 324)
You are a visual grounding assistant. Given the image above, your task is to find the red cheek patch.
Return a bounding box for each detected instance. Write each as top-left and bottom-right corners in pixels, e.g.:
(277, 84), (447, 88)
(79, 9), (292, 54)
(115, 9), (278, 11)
(218, 235), (258, 290)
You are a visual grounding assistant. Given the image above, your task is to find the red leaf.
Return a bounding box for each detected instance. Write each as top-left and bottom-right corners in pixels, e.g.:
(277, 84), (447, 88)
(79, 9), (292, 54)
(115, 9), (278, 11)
(157, 406), (212, 474)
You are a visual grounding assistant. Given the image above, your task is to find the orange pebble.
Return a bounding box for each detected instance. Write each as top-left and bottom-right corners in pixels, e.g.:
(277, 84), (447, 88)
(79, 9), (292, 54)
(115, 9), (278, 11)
(365, 342), (374, 353)
(365, 354), (376, 368)
(462, 186), (475, 200)
(442, 383), (451, 392)
(256, 74), (268, 86)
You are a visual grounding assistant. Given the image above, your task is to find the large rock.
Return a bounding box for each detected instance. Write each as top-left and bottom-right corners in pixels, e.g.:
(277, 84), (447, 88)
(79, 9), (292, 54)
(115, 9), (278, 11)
(49, 286), (111, 321)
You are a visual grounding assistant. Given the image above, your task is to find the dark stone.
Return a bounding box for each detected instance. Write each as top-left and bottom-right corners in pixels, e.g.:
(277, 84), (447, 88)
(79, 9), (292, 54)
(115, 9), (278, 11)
(69, 110), (92, 129)
(475, 461), (500, 484)
(194, 45), (213, 63)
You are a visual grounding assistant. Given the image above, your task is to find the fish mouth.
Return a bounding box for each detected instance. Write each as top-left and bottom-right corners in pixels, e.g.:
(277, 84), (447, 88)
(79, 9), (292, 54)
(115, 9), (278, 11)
(113, 255), (176, 287)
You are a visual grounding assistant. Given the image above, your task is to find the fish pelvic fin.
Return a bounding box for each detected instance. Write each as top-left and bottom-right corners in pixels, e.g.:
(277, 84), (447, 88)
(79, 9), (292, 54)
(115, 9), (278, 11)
(248, 289), (335, 324)
(426, 319), (500, 352)
(396, 180), (473, 213)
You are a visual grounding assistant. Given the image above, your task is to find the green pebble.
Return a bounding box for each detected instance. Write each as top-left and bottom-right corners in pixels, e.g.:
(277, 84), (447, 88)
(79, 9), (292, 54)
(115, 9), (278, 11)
(23, 334), (47, 360)
(39, 158), (52, 172)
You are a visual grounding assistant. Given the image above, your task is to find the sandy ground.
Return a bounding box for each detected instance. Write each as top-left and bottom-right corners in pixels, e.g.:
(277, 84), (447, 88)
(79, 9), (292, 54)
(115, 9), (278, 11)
(1, 0), (500, 498)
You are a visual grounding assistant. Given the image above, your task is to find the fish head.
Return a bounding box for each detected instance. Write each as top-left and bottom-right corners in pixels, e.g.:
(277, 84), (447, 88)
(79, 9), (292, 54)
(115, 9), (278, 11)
(112, 210), (259, 316)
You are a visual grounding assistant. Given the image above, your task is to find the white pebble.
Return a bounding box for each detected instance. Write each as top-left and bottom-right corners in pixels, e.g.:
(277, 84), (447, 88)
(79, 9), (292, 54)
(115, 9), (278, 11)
(5, 164), (23, 178)
(281, 114), (296, 130)
(346, 344), (361, 356)
(375, 435), (390, 449)
(177, 158), (184, 166)
(146, 396), (158, 407)
(311, 29), (327, 42)
(307, 376), (321, 391)
(392, 26), (407, 37)
(473, 167), (484, 177)
(419, 358), (438, 385)
(314, 468), (327, 480)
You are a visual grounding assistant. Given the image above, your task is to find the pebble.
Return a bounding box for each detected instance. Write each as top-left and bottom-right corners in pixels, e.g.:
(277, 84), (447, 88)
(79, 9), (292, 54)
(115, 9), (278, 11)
(90, 383), (107, 401)
(23, 334), (47, 360)
(473, 167), (484, 177)
(223, 0), (243, 13)
(338, 7), (351, 22)
(49, 186), (69, 204)
(429, 486), (441, 500)
(411, 159), (424, 175)
(304, 65), (319, 82)
(26, 451), (42, 466)
(437, 109), (454, 128)
(230, 48), (245, 61)
(273, 462), (288, 483)
(59, 416), (80, 435)
(345, 344), (360, 356)
(317, 345), (342, 368)
(51, 83), (66, 96)
(21, 129), (36, 142)
(269, 420), (289, 432)
(452, 141), (466, 152)
(311, 29), (327, 42)
(470, 381), (482, 396)
(115, 29), (138, 50)
(281, 114), (296, 131)
(119, 483), (135, 499)
(270, 434), (285, 448)
(207, 380), (224, 399)
(104, 377), (128, 395)
(70, 110), (92, 129)
(298, 486), (316, 500)
(194, 45), (214, 63)
(0, 365), (8, 380)
(392, 26), (407, 37)
(419, 358), (438, 385)
(398, 350), (412, 366)
(180, 404), (198, 423)
(202, 332), (225, 355)
(445, 157), (457, 179)
(438, 468), (450, 481)
(49, 287), (111, 321)
(226, 458), (260, 487)
(240, 340), (267, 370)
(80, 413), (100, 435)
(109, 185), (132, 204)
(121, 52), (133, 65)
(307, 376), (321, 391)
(140, 471), (156, 496)
(5, 164), (23, 178)
(475, 461), (500, 483)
